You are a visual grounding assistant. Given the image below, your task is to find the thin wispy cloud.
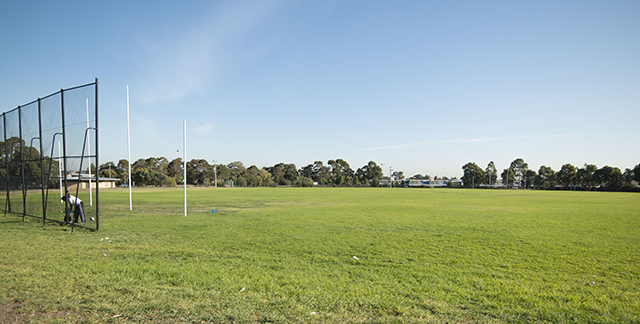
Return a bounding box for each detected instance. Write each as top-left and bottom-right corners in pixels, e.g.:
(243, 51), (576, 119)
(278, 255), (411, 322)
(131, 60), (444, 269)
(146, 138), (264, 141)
(441, 137), (504, 144)
(138, 1), (279, 103)
(194, 120), (215, 134)
(518, 134), (575, 139)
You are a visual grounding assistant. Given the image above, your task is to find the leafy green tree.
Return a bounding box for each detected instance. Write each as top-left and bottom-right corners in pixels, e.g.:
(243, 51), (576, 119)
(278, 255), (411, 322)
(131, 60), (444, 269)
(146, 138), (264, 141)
(227, 161), (246, 181)
(215, 164), (230, 185)
(266, 163), (298, 185)
(576, 164), (598, 189)
(99, 162), (118, 178)
(117, 159), (130, 185)
(523, 169), (536, 189)
(535, 166), (555, 190)
(167, 158), (183, 184)
(632, 163), (640, 183)
(283, 163), (298, 183)
(328, 159), (354, 185)
(298, 177), (314, 187)
(462, 162), (484, 188)
(299, 163), (314, 180)
(391, 171), (405, 181)
(132, 167), (170, 187)
(594, 166), (623, 191)
(485, 161), (497, 186)
(187, 159), (214, 186)
(509, 158), (528, 186)
(356, 161), (383, 187)
(266, 163), (285, 185)
(245, 165), (262, 187)
(556, 163), (577, 189)
(623, 168), (634, 184)
(501, 168), (515, 188)
(313, 161), (331, 184)
(259, 168), (274, 187)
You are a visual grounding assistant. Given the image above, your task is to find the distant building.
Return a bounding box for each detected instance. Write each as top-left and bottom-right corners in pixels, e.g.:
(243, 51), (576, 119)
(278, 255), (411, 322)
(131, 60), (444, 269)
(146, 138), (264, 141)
(379, 178), (463, 188)
(64, 173), (119, 189)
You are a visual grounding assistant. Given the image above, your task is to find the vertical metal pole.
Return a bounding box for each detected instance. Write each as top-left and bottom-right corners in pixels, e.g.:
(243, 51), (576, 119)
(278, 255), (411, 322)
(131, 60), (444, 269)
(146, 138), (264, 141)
(38, 99), (46, 227)
(61, 89), (70, 227)
(126, 85), (132, 211)
(183, 120), (186, 217)
(3, 113), (9, 215)
(95, 79), (99, 230)
(18, 106), (26, 220)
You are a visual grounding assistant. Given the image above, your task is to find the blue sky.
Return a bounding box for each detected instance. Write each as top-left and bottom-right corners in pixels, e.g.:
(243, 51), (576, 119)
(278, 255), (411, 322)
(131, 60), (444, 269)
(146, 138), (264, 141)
(1, 1), (639, 178)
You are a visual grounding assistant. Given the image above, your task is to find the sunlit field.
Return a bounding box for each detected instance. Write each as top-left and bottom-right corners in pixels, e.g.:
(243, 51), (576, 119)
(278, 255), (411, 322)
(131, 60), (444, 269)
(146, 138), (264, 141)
(1, 187), (639, 323)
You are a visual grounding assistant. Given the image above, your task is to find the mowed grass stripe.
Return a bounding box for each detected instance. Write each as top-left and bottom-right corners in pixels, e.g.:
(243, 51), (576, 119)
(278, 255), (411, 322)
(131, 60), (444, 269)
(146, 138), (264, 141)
(1, 187), (638, 323)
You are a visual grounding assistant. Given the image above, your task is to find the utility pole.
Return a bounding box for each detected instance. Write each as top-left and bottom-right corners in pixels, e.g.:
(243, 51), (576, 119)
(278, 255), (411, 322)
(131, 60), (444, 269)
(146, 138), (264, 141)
(213, 160), (217, 188)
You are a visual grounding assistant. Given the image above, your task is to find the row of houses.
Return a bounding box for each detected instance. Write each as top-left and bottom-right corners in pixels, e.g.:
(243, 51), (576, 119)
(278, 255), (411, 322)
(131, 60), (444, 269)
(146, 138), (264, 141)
(379, 178), (464, 188)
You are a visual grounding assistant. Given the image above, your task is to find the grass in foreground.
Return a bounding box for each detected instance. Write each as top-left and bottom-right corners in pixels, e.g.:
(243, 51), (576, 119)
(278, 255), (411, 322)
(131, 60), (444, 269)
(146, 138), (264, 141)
(0, 187), (639, 323)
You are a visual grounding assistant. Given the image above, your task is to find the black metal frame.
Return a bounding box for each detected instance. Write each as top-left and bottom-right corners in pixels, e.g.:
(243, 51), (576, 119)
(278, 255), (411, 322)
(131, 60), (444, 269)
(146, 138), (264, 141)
(1, 79), (99, 231)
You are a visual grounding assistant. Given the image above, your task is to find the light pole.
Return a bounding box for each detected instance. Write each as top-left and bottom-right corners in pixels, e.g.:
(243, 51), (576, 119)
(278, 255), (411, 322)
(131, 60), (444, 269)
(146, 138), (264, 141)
(213, 160), (217, 188)
(472, 169), (475, 189)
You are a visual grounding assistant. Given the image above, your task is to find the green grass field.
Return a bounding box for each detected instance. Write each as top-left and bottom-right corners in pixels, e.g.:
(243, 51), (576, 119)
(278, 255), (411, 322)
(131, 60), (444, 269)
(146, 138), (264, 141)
(1, 187), (639, 323)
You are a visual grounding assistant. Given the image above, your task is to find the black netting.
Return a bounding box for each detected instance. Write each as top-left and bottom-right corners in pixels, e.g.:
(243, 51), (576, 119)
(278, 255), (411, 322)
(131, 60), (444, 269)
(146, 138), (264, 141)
(1, 81), (99, 230)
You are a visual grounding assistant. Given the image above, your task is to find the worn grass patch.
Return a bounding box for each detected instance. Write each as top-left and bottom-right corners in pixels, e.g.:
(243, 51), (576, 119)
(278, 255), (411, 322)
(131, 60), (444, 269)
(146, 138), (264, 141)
(1, 187), (639, 323)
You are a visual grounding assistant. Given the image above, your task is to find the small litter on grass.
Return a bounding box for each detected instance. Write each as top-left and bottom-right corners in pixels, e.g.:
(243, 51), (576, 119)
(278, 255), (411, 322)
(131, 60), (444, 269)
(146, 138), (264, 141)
(589, 282), (596, 286)
(103, 254), (107, 257)
(310, 312), (317, 315)
(240, 287), (245, 292)
(62, 296), (65, 299)
(113, 314), (122, 318)
(352, 256), (359, 260)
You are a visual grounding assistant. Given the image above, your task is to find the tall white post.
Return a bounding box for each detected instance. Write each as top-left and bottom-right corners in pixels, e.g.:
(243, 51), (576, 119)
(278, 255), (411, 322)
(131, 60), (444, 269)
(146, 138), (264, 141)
(183, 120), (187, 217)
(127, 85), (132, 211)
(86, 98), (93, 206)
(58, 141), (63, 201)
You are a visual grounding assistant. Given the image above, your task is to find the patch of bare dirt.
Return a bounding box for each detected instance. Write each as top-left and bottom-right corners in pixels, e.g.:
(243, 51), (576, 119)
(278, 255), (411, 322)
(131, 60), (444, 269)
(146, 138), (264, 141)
(0, 302), (77, 323)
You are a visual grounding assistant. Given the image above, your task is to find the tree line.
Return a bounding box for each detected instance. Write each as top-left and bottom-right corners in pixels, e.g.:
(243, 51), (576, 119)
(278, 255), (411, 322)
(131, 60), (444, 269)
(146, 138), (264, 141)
(5, 137), (637, 191)
(461, 158), (640, 191)
(94, 156), (639, 191)
(97, 158), (384, 188)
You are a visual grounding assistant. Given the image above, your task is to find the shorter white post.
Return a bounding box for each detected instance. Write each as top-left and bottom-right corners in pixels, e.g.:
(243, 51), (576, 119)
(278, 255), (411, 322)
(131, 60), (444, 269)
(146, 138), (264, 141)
(58, 141), (63, 202)
(86, 98), (93, 206)
(127, 85), (132, 211)
(183, 120), (187, 217)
